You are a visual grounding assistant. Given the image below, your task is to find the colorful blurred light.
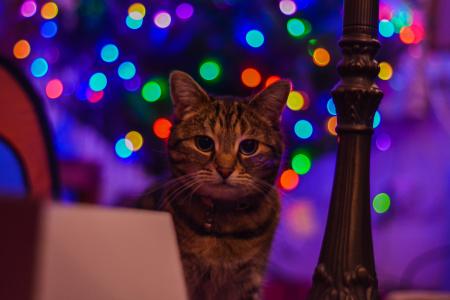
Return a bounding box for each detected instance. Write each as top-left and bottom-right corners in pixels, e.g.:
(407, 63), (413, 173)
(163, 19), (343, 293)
(326, 98), (336, 115)
(124, 75), (141, 92)
(241, 68), (261, 87)
(115, 138), (133, 159)
(327, 116), (337, 136)
(399, 26), (415, 44)
(313, 48), (331, 67)
(287, 91), (304, 111)
(142, 81), (162, 102)
(154, 11), (171, 28)
(279, 0), (297, 15)
(292, 153), (311, 175)
(21, 1), (37, 17)
(376, 133), (391, 151)
(45, 79), (63, 99)
(128, 3), (146, 20)
(246, 29), (264, 48)
(89, 72), (107, 91)
(126, 15), (143, 29)
(279, 169), (299, 191)
(176, 3), (194, 20)
(30, 57), (48, 78)
(100, 44), (119, 63)
(118, 61), (136, 80)
(372, 193), (391, 214)
(411, 24), (424, 44)
(379, 19), (394, 38)
(373, 111), (381, 128)
(86, 89), (104, 103)
(307, 38), (318, 55)
(199, 60), (221, 81)
(125, 131), (144, 151)
(13, 39), (31, 59)
(41, 2), (58, 20)
(265, 75), (280, 87)
(40, 21), (58, 38)
(294, 120), (313, 139)
(153, 118), (173, 139)
(378, 62), (393, 80)
(287, 18), (306, 38)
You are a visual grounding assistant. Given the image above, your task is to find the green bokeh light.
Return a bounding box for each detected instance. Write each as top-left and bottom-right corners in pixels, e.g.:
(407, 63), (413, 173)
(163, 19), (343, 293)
(199, 60), (221, 81)
(291, 153), (311, 175)
(142, 81), (162, 102)
(287, 18), (306, 38)
(373, 193), (391, 213)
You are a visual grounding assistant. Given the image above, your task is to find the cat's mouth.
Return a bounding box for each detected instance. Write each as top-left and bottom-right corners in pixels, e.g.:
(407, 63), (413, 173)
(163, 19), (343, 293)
(196, 181), (245, 201)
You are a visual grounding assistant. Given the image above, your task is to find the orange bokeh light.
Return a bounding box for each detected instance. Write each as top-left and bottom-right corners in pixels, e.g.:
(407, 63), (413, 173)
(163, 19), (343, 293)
(279, 169), (299, 191)
(312, 48), (331, 67)
(13, 39), (31, 59)
(153, 118), (172, 139)
(327, 116), (337, 136)
(241, 68), (262, 88)
(265, 75), (280, 87)
(399, 26), (415, 44)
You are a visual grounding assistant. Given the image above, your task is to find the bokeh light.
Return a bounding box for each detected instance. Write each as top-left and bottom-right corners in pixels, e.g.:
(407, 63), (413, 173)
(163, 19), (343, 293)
(89, 72), (107, 92)
(279, 0), (297, 15)
(125, 131), (144, 151)
(86, 89), (104, 103)
(176, 3), (194, 20)
(279, 169), (299, 191)
(411, 24), (424, 44)
(287, 18), (306, 38)
(378, 62), (393, 80)
(199, 60), (221, 81)
(128, 3), (146, 20)
(399, 26), (415, 44)
(373, 111), (381, 128)
(313, 48), (331, 67)
(115, 138), (133, 159)
(100, 44), (119, 63)
(118, 61), (136, 80)
(372, 193), (391, 213)
(41, 2), (58, 20)
(153, 118), (173, 139)
(40, 21), (58, 38)
(246, 30), (264, 48)
(45, 79), (63, 99)
(287, 91), (304, 111)
(30, 57), (49, 78)
(292, 153), (311, 175)
(294, 120), (313, 139)
(241, 68), (261, 87)
(21, 1), (37, 17)
(327, 116), (337, 136)
(154, 11), (171, 28)
(124, 75), (141, 92)
(326, 98), (336, 115)
(376, 133), (391, 151)
(142, 81), (162, 102)
(126, 16), (143, 29)
(265, 75), (280, 87)
(13, 39), (31, 59)
(379, 19), (394, 38)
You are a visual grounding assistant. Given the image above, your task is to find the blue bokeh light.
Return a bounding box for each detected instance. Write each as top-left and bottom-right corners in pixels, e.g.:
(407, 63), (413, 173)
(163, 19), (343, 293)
(118, 61), (136, 80)
(89, 72), (107, 91)
(40, 21), (58, 38)
(100, 44), (119, 63)
(30, 58), (48, 78)
(294, 120), (313, 139)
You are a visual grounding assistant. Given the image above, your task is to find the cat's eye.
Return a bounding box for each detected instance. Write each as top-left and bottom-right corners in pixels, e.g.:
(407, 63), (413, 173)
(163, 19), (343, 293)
(239, 139), (259, 156)
(195, 136), (214, 152)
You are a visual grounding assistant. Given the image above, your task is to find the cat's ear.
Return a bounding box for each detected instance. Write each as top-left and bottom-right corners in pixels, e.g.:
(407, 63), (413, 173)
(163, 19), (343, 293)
(250, 79), (291, 125)
(169, 70), (209, 120)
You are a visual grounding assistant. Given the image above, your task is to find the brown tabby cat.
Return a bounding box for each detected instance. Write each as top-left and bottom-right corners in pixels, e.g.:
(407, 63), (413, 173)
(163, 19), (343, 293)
(138, 71), (291, 300)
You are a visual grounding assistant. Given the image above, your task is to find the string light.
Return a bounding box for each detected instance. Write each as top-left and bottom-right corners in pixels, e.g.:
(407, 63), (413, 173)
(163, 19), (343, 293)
(13, 40), (31, 59)
(326, 98), (336, 115)
(100, 44), (119, 63)
(45, 79), (63, 99)
(372, 193), (391, 213)
(279, 0), (297, 15)
(246, 30), (264, 48)
(313, 48), (331, 67)
(115, 138), (133, 158)
(118, 61), (136, 80)
(21, 1), (37, 17)
(176, 3), (194, 20)
(30, 57), (49, 78)
(291, 153), (311, 175)
(279, 169), (299, 190)
(153, 118), (173, 139)
(378, 62), (393, 80)
(41, 21), (58, 38)
(154, 11), (171, 28)
(89, 72), (107, 91)
(287, 91), (304, 111)
(241, 68), (261, 87)
(125, 131), (144, 151)
(41, 2), (58, 20)
(199, 60), (221, 81)
(294, 120), (313, 139)
(142, 81), (162, 102)
(265, 75), (280, 87)
(327, 116), (337, 136)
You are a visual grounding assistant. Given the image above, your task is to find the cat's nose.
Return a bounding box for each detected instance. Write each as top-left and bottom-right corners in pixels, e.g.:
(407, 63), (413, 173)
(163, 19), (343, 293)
(217, 167), (233, 179)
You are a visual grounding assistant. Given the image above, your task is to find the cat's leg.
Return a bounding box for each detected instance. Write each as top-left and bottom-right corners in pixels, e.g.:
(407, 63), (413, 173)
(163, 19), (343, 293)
(235, 262), (265, 300)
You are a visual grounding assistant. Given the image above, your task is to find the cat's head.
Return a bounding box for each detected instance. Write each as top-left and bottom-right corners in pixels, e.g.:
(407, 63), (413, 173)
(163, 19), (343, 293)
(168, 71), (290, 201)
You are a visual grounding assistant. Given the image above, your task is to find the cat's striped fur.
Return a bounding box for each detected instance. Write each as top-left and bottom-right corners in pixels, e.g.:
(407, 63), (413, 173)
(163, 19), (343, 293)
(139, 71), (290, 300)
